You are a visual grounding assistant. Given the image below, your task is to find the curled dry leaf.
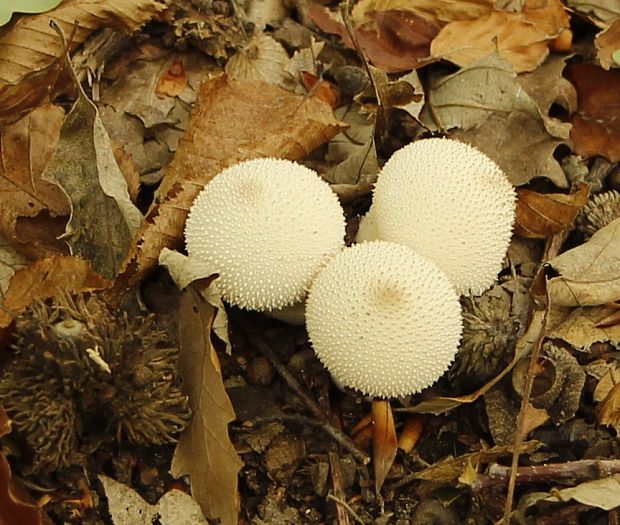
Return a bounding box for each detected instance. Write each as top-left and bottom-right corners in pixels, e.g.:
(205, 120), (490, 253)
(597, 382), (620, 434)
(0, 255), (110, 328)
(596, 19), (620, 70)
(547, 306), (620, 350)
(371, 399), (397, 494)
(172, 287), (243, 525)
(566, 0), (620, 29)
(309, 7), (440, 72)
(0, 104), (70, 258)
(514, 183), (590, 239)
(110, 75), (344, 298)
(0, 0), (166, 122)
(431, 0), (569, 73)
(565, 63), (620, 162)
(422, 53), (568, 187)
(548, 218), (620, 307)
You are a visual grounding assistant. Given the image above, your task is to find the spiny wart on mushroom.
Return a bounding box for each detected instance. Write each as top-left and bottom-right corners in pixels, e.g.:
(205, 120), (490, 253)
(0, 294), (191, 473)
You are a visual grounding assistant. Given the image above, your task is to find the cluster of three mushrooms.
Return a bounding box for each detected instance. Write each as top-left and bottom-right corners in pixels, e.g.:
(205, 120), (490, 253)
(184, 139), (516, 398)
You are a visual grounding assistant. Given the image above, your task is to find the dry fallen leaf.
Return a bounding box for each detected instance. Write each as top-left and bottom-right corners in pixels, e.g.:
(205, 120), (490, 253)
(548, 218), (620, 307)
(310, 7), (440, 72)
(596, 19), (620, 70)
(0, 104), (70, 258)
(0, 237), (28, 297)
(172, 287), (243, 525)
(371, 399), (397, 493)
(0, 0), (166, 121)
(99, 475), (208, 525)
(41, 69), (142, 280)
(0, 255), (110, 328)
(515, 183), (590, 239)
(548, 475), (620, 511)
(110, 75), (344, 298)
(565, 63), (620, 162)
(547, 306), (620, 350)
(351, 0), (493, 24)
(421, 53), (568, 187)
(566, 0), (620, 28)
(431, 1), (569, 73)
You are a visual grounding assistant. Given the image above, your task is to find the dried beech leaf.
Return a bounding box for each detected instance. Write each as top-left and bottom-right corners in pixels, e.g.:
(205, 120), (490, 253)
(422, 53), (568, 187)
(41, 77), (142, 280)
(598, 382), (620, 434)
(111, 75), (344, 297)
(351, 0), (494, 24)
(548, 306), (620, 350)
(565, 63), (620, 162)
(372, 399), (397, 493)
(0, 255), (110, 328)
(0, 104), (69, 258)
(515, 183), (590, 239)
(596, 19), (620, 70)
(548, 218), (620, 307)
(431, 1), (569, 73)
(100, 475), (208, 525)
(310, 7), (440, 72)
(0, 0), (165, 85)
(0, 236), (28, 296)
(172, 287), (243, 525)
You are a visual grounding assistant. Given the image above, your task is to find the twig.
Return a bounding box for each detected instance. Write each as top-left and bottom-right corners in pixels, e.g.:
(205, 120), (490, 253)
(235, 313), (370, 465)
(472, 459), (620, 491)
(326, 493), (366, 525)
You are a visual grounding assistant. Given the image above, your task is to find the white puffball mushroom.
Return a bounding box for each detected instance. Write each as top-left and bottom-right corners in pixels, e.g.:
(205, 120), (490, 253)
(184, 158), (346, 311)
(306, 241), (463, 398)
(365, 138), (516, 296)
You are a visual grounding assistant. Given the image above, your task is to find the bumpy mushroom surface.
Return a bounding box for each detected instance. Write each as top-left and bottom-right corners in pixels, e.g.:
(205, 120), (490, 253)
(361, 138), (516, 295)
(306, 241), (462, 398)
(184, 158), (346, 311)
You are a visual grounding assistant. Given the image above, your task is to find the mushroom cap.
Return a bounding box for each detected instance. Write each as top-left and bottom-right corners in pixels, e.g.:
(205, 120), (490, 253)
(305, 241), (462, 398)
(184, 158), (346, 311)
(371, 138), (516, 295)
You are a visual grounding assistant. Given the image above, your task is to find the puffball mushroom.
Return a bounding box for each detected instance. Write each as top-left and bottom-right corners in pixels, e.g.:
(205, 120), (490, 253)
(358, 138), (516, 295)
(184, 158), (346, 311)
(306, 241), (462, 398)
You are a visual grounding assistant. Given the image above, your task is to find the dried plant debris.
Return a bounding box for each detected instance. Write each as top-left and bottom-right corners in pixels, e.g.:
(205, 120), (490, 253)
(577, 190), (620, 238)
(449, 281), (530, 391)
(0, 294), (190, 473)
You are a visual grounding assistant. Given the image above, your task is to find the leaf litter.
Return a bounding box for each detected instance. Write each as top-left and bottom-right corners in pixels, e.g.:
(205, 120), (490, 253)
(1, 1), (620, 524)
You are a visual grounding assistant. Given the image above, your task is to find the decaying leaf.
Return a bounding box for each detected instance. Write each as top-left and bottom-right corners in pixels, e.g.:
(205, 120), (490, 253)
(171, 287), (243, 525)
(548, 306), (620, 350)
(547, 218), (620, 307)
(99, 475), (208, 525)
(41, 66), (142, 280)
(0, 255), (110, 328)
(566, 0), (620, 29)
(514, 183), (589, 238)
(0, 403), (48, 525)
(372, 399), (397, 493)
(0, 236), (28, 296)
(309, 7), (440, 72)
(430, 1), (569, 73)
(351, 0), (494, 25)
(596, 19), (620, 70)
(565, 63), (620, 162)
(597, 382), (620, 434)
(422, 53), (568, 187)
(547, 474), (620, 511)
(110, 75), (344, 298)
(0, 103), (69, 258)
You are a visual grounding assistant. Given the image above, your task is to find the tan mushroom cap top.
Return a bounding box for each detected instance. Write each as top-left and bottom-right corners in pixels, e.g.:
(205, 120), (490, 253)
(184, 158), (346, 311)
(365, 138), (516, 296)
(306, 241), (463, 398)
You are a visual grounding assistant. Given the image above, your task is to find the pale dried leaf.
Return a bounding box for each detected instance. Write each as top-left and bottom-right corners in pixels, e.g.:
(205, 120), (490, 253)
(100, 475), (208, 525)
(0, 255), (110, 328)
(111, 75), (344, 296)
(566, 0), (620, 28)
(41, 81), (141, 280)
(422, 53), (568, 187)
(431, 2), (569, 73)
(352, 0), (494, 24)
(549, 474), (620, 511)
(0, 0), (166, 85)
(596, 19), (620, 70)
(0, 0), (63, 26)
(172, 287), (243, 525)
(547, 306), (620, 350)
(0, 236), (28, 296)
(547, 218), (620, 307)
